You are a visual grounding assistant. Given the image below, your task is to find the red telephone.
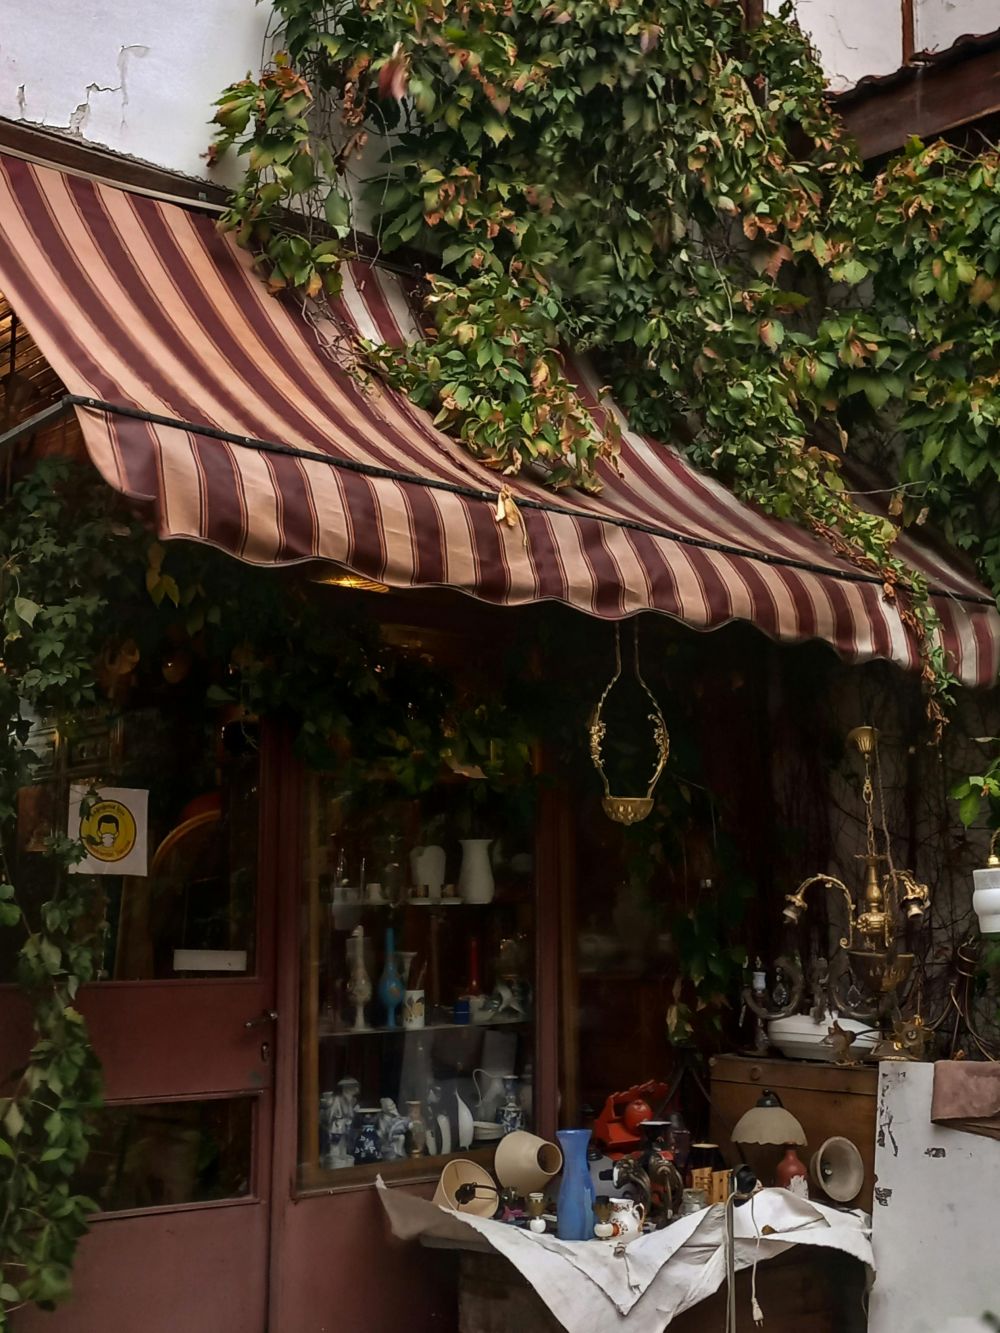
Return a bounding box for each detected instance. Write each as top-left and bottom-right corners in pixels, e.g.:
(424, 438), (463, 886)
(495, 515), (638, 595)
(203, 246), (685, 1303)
(592, 1079), (671, 1157)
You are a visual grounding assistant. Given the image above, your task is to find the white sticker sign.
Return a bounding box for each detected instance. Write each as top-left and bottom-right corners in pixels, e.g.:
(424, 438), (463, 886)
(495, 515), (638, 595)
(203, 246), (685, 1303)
(68, 785), (149, 877)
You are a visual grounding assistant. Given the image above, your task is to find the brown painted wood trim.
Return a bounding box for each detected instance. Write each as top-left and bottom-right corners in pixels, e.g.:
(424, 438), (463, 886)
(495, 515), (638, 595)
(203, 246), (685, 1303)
(534, 773), (566, 1142)
(742, 0), (765, 28)
(837, 43), (1000, 158)
(0, 115), (228, 207)
(901, 0), (916, 64)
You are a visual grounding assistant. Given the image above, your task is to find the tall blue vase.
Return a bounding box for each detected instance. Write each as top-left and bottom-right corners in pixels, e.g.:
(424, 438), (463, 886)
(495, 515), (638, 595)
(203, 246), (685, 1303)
(378, 926), (405, 1028)
(556, 1128), (596, 1241)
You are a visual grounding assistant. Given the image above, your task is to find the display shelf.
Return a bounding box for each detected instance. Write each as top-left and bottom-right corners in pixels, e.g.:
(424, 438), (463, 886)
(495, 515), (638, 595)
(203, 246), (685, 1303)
(297, 1144), (498, 1196)
(318, 1017), (531, 1039)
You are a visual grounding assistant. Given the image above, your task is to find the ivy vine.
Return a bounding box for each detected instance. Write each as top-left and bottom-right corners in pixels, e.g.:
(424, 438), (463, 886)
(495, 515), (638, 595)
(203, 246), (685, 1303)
(211, 0), (1000, 727)
(0, 463), (133, 1321)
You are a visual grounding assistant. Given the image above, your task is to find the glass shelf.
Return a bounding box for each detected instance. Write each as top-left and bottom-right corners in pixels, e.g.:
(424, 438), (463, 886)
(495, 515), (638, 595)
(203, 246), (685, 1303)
(318, 1017), (531, 1039)
(297, 770), (537, 1192)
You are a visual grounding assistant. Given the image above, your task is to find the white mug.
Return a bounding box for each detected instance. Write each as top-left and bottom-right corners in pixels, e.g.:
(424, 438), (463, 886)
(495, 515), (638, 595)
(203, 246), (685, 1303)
(403, 989), (425, 1030)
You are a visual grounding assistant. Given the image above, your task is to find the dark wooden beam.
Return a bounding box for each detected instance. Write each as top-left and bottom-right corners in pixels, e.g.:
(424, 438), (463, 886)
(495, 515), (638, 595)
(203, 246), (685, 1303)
(901, 0), (916, 64)
(836, 41), (1000, 159)
(0, 116), (228, 208)
(742, 0), (765, 28)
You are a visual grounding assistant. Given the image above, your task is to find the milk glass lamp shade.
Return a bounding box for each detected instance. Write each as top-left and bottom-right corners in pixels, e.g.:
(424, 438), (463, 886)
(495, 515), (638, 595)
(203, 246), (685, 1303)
(732, 1090), (806, 1148)
(973, 862), (1000, 935)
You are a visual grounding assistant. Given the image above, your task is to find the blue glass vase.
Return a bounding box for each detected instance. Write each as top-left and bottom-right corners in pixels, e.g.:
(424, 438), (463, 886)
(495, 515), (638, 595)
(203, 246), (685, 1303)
(556, 1128), (596, 1241)
(378, 926), (405, 1028)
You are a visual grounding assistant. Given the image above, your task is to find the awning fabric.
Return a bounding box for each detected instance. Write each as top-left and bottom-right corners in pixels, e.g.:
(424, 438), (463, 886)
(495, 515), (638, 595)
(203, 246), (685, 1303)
(0, 152), (997, 687)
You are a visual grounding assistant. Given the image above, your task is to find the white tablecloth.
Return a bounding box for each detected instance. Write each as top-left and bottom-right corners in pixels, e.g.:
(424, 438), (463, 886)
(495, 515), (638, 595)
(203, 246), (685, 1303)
(377, 1181), (873, 1333)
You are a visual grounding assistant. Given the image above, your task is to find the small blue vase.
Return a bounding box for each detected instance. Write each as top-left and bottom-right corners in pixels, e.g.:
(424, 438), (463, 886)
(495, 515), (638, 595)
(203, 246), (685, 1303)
(378, 926), (405, 1028)
(556, 1128), (596, 1241)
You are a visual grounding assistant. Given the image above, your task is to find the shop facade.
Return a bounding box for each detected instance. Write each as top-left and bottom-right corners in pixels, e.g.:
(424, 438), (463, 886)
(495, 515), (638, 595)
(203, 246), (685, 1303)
(2, 147), (1000, 1333)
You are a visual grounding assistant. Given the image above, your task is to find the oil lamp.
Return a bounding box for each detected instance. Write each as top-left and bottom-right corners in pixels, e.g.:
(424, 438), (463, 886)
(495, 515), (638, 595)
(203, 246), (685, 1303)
(781, 726), (930, 1004)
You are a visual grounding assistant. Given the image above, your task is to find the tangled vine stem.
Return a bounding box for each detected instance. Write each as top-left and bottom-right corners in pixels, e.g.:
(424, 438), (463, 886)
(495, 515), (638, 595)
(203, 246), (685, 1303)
(209, 0), (1000, 723)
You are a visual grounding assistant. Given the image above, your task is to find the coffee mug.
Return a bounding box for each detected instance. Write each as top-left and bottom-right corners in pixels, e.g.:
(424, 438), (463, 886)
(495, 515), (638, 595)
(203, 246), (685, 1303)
(403, 989), (425, 1030)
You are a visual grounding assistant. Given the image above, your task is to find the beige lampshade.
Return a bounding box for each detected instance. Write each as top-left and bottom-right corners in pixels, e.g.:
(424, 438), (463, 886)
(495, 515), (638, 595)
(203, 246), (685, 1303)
(732, 1090), (806, 1147)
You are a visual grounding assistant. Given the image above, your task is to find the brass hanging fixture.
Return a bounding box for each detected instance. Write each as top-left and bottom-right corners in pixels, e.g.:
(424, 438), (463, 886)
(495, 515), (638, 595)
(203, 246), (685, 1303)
(588, 622), (670, 825)
(781, 724), (930, 1002)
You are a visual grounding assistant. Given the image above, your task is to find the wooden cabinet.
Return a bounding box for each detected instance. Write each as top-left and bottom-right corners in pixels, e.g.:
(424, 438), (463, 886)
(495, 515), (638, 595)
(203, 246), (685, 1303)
(709, 1054), (878, 1210)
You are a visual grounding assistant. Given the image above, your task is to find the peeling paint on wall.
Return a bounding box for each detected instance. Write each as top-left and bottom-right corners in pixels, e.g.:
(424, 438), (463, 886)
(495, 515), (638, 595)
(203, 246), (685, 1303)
(924, 1147), (947, 1158)
(874, 1185), (893, 1206)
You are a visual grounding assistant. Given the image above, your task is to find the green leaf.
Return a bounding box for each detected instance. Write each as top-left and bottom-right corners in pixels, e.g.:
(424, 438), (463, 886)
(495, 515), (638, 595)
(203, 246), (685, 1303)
(959, 789), (982, 827)
(323, 189), (351, 235)
(14, 596), (40, 626)
(3, 1101), (25, 1138)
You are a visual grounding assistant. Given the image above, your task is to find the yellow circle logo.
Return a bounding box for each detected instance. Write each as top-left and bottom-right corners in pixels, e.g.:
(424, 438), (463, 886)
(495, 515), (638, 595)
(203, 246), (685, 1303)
(80, 799), (137, 864)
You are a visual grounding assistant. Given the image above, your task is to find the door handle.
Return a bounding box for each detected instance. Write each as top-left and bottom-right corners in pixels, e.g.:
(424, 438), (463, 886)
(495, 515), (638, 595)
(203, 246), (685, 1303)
(245, 1009), (279, 1029)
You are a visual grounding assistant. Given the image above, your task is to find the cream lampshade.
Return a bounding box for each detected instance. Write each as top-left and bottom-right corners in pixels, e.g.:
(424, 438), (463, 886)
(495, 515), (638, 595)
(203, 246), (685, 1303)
(732, 1089), (806, 1147)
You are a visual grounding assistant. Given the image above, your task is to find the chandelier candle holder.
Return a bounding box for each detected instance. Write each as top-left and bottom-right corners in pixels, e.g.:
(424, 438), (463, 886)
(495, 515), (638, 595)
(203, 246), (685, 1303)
(588, 622), (670, 826)
(781, 726), (930, 1016)
(972, 831), (1000, 935)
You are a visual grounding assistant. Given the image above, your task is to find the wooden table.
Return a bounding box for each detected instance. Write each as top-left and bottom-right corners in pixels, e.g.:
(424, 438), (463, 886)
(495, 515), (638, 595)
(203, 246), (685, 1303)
(456, 1246), (868, 1332)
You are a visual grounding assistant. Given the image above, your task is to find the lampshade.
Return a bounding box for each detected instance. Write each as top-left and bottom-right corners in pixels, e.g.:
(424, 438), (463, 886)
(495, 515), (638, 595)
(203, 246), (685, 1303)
(731, 1089), (806, 1147)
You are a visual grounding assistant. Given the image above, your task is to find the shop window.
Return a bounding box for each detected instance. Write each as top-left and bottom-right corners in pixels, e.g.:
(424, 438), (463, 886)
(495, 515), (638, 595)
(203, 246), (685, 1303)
(76, 1095), (254, 1213)
(1, 704), (259, 982)
(297, 774), (537, 1190)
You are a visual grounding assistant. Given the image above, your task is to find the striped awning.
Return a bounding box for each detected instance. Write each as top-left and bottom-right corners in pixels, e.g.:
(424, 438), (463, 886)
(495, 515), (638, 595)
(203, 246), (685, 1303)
(0, 152), (997, 687)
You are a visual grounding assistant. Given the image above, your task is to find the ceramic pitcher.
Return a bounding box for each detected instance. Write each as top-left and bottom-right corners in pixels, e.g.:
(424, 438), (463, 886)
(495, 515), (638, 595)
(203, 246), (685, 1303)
(409, 845), (446, 899)
(606, 1196), (645, 1244)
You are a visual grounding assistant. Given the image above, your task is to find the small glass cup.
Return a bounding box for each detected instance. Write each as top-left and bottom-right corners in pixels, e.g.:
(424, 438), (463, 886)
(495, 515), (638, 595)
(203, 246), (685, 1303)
(680, 1188), (708, 1216)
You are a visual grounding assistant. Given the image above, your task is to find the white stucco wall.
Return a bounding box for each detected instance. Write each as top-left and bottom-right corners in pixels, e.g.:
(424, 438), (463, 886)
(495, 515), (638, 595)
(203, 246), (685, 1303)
(0, 0), (273, 186)
(768, 0), (904, 91)
(870, 1064), (1000, 1333)
(0, 0), (996, 186)
(916, 0), (1000, 54)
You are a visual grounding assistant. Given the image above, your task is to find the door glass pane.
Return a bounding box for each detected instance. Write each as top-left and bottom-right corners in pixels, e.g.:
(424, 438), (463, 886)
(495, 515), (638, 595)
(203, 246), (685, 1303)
(1, 703), (259, 982)
(77, 1097), (254, 1212)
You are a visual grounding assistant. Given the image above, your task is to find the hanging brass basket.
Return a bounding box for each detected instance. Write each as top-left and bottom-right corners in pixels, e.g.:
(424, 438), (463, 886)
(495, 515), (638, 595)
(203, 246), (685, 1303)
(589, 623), (670, 825)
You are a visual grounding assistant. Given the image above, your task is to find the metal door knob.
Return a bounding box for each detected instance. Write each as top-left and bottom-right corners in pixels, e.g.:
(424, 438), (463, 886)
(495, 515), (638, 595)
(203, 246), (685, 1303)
(245, 1009), (279, 1029)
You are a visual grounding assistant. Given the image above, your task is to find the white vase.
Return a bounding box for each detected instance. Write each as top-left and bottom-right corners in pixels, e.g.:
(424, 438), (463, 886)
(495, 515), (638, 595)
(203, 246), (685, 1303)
(459, 839), (494, 904)
(973, 865), (1000, 934)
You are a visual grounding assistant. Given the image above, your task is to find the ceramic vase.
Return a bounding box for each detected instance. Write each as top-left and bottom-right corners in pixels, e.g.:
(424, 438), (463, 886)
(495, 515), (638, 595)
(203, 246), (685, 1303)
(346, 926), (372, 1031)
(498, 1076), (524, 1136)
(378, 926), (405, 1028)
(775, 1145), (809, 1197)
(459, 839), (495, 905)
(406, 1100), (427, 1158)
(556, 1128), (596, 1241)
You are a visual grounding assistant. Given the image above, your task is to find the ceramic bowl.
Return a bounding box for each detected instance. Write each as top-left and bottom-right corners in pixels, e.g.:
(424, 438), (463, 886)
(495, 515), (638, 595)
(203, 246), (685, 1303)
(767, 1011), (878, 1063)
(432, 1159), (498, 1217)
(472, 1120), (504, 1142)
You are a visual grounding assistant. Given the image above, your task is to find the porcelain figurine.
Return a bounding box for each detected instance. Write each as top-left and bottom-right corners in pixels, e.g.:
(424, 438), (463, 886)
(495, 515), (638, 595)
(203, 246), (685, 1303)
(328, 1076), (359, 1166)
(458, 838), (495, 904)
(353, 1108), (383, 1165)
(498, 1076), (524, 1136)
(556, 1128), (596, 1241)
(378, 1097), (408, 1160)
(346, 926), (372, 1031)
(378, 926), (405, 1027)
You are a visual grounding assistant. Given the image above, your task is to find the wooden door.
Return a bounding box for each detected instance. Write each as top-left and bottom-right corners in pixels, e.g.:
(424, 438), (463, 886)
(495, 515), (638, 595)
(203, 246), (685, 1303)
(2, 712), (282, 1333)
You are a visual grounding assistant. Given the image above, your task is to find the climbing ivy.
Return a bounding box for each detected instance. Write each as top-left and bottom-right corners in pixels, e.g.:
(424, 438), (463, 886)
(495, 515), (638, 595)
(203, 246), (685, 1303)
(0, 462), (134, 1322)
(210, 0), (1000, 722)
